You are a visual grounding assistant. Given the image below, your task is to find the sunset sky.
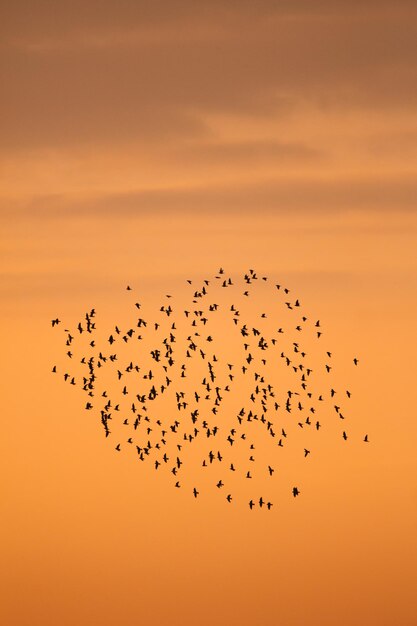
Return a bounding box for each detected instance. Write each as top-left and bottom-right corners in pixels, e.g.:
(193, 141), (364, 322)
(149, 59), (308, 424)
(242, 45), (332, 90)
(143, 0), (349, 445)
(1, 2), (417, 625)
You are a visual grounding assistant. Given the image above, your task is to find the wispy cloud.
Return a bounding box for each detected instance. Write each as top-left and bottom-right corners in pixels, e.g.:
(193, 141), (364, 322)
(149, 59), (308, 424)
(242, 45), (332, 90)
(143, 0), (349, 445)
(2, 174), (414, 220)
(1, 1), (416, 152)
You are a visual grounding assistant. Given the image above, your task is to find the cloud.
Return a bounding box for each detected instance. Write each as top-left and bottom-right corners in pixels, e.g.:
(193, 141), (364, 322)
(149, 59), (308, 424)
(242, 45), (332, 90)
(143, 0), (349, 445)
(1, 2), (416, 152)
(5, 174), (415, 219)
(163, 140), (323, 168)
(2, 1), (416, 44)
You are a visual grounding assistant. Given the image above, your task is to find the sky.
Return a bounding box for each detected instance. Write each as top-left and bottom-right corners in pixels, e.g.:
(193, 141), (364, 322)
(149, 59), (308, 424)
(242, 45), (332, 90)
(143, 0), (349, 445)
(1, 2), (417, 625)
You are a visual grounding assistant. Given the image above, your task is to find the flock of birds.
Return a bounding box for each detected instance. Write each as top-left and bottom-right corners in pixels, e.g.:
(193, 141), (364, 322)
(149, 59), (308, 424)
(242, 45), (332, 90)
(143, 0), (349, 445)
(51, 268), (368, 509)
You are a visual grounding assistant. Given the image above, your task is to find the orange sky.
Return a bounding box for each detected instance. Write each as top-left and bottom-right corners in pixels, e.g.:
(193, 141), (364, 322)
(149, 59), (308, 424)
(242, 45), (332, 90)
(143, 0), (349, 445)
(1, 2), (417, 626)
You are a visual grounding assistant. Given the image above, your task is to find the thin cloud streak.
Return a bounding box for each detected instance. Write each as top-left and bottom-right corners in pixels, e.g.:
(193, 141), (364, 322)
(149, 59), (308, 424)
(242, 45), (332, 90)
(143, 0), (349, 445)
(4, 175), (415, 219)
(2, 1), (416, 44)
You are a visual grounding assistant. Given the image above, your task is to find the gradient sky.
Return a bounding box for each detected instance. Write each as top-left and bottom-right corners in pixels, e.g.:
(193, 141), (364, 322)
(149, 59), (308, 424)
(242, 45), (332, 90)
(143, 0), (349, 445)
(1, 2), (417, 626)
